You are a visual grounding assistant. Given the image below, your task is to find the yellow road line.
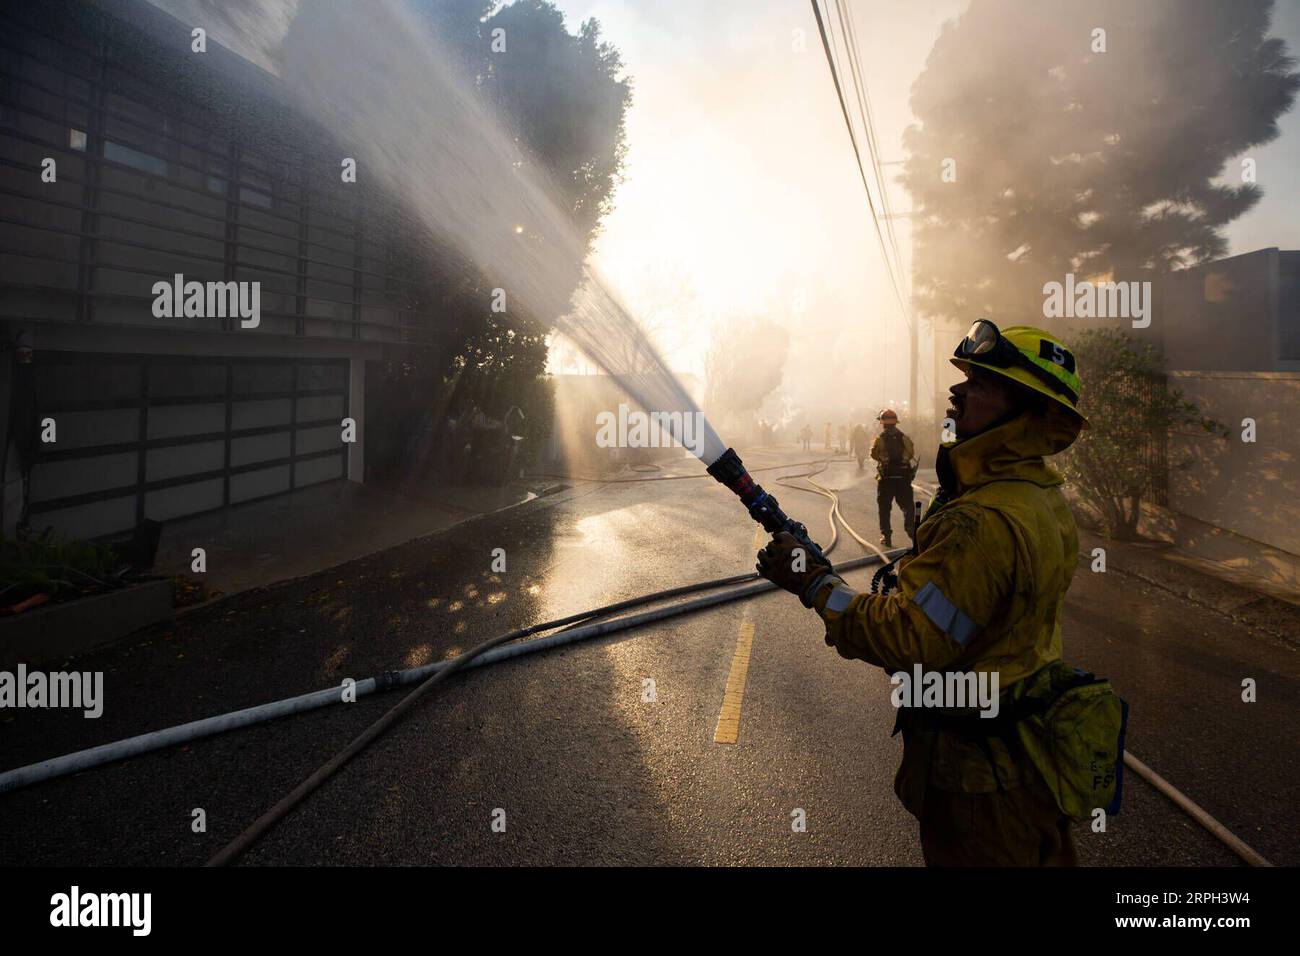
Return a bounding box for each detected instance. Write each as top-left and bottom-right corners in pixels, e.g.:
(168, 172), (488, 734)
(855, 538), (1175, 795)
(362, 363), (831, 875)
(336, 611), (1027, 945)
(751, 523), (766, 553)
(713, 620), (755, 744)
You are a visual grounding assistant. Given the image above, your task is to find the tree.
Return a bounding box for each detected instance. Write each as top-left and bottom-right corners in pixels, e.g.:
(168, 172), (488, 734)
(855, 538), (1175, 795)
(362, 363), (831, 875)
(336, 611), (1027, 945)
(704, 317), (790, 428)
(372, 1), (630, 477)
(1058, 329), (1223, 539)
(902, 0), (1299, 325)
(413, 0), (630, 244)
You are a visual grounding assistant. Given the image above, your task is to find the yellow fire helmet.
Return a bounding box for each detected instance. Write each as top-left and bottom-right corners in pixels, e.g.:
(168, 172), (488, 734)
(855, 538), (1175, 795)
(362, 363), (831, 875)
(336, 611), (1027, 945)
(950, 320), (1089, 429)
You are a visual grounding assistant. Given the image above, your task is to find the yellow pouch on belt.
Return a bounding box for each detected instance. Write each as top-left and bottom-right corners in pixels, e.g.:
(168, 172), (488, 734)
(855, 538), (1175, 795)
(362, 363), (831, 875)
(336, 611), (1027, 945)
(1011, 661), (1129, 822)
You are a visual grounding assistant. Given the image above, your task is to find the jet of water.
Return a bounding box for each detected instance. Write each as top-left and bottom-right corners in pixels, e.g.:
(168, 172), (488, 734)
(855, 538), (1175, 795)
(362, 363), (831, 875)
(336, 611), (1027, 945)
(263, 0), (726, 463)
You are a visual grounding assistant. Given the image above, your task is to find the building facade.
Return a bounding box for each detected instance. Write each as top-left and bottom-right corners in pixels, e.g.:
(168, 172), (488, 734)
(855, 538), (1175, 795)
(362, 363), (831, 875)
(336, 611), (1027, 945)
(1, 0), (444, 541)
(926, 246), (1300, 592)
(1152, 249), (1300, 586)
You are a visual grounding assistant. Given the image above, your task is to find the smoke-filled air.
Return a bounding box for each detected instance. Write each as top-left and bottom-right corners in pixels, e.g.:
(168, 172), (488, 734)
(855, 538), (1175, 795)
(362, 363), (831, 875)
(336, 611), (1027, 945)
(5, 0), (1300, 881)
(262, 0), (724, 464)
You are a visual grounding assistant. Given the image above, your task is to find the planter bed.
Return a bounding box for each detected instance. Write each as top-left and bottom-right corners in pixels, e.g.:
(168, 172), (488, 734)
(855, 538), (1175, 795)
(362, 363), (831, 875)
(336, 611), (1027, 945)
(0, 579), (174, 667)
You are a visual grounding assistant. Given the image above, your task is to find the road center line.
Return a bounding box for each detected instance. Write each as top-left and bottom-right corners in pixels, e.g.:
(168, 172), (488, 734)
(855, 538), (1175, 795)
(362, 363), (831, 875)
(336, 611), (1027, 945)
(713, 620), (755, 745)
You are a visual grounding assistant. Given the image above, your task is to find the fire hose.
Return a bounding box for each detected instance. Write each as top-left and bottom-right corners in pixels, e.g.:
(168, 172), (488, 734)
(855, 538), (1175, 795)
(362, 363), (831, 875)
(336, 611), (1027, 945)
(0, 454), (1273, 867)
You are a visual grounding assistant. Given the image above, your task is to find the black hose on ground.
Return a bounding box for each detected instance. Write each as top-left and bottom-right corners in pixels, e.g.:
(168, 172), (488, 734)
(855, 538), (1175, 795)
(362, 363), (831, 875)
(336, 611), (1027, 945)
(201, 461), (1275, 870)
(207, 462), (875, 866)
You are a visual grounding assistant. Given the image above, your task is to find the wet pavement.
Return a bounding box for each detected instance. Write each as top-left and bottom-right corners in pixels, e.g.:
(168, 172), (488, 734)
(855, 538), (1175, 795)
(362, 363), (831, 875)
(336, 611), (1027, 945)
(1, 447), (1296, 866)
(151, 475), (549, 600)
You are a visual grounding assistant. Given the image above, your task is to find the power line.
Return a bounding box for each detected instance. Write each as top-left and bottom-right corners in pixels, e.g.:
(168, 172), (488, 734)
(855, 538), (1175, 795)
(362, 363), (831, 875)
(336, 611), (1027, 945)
(813, 0), (929, 413)
(836, 0), (926, 405)
(840, 0), (911, 305)
(821, 0), (912, 321)
(810, 0), (910, 329)
(834, 4), (895, 261)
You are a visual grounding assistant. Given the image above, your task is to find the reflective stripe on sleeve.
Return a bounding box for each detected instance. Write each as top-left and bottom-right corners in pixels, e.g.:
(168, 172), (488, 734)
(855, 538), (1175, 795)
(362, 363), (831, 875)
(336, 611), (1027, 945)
(824, 584), (857, 614)
(911, 580), (977, 646)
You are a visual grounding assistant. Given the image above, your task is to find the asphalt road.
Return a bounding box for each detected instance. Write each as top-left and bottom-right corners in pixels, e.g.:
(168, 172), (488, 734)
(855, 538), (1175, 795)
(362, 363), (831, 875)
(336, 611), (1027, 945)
(1, 448), (1296, 866)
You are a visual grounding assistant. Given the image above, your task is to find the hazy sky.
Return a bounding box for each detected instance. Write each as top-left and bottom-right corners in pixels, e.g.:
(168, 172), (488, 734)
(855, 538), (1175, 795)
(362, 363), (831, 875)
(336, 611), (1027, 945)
(550, 0), (964, 414)
(1223, 0), (1300, 255)
(153, 0), (1300, 417)
(553, 0), (1300, 414)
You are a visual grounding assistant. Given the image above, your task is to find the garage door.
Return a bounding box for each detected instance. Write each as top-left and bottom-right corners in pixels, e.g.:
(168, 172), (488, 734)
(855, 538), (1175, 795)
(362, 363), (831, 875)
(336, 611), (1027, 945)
(26, 351), (350, 540)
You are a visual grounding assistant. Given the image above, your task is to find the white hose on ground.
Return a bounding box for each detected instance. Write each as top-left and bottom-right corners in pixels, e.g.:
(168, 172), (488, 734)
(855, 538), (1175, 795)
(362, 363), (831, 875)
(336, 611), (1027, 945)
(0, 463), (883, 799)
(0, 548), (898, 797)
(0, 680), (384, 795)
(1122, 752), (1272, 867)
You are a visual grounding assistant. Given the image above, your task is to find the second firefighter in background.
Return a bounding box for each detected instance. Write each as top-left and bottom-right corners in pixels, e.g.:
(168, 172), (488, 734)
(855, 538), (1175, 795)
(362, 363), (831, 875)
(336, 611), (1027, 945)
(871, 408), (918, 548)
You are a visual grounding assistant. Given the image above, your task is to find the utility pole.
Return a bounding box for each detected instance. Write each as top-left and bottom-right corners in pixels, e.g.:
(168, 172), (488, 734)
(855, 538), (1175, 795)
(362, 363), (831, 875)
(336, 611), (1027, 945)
(875, 165), (916, 419)
(909, 319), (918, 421)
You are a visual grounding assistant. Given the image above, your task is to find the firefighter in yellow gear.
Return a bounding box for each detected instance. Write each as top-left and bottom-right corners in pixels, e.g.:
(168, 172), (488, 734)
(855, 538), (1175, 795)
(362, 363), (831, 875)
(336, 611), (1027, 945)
(870, 408), (918, 548)
(758, 321), (1089, 866)
(850, 422), (871, 469)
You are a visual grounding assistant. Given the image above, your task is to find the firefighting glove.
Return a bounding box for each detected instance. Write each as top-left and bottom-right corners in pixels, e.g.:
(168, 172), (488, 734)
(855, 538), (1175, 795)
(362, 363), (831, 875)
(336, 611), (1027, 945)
(756, 531), (842, 608)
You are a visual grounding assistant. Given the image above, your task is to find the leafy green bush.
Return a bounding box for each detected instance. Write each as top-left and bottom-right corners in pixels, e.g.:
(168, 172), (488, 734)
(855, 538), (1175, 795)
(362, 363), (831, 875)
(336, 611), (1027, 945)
(0, 528), (121, 607)
(1058, 329), (1223, 539)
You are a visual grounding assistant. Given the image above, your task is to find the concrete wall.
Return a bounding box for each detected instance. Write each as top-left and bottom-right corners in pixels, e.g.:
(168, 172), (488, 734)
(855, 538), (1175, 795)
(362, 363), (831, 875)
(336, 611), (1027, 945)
(1165, 371), (1300, 558)
(1281, 251), (1300, 362)
(1157, 249), (1289, 372)
(927, 248), (1300, 410)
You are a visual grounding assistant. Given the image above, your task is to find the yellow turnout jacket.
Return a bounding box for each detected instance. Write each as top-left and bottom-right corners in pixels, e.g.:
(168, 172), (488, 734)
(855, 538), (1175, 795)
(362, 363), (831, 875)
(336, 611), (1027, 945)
(869, 428), (915, 477)
(814, 410), (1083, 814)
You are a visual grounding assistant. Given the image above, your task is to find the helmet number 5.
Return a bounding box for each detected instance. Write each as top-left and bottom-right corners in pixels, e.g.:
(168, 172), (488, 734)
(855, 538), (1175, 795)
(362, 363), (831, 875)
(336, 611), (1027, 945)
(1049, 342), (1066, 365)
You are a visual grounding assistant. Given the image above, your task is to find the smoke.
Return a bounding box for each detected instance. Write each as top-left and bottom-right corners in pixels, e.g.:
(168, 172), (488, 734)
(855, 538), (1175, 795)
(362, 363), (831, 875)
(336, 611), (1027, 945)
(703, 316), (790, 419)
(902, 0), (1299, 333)
(149, 0), (727, 463)
(145, 0), (300, 72)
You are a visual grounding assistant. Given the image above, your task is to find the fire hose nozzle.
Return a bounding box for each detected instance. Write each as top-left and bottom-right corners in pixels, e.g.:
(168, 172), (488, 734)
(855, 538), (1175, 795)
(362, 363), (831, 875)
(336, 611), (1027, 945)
(707, 447), (830, 566)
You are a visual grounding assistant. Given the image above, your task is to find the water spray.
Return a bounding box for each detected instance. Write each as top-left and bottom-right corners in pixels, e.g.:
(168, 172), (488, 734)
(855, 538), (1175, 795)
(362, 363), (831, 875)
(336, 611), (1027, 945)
(706, 447), (830, 565)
